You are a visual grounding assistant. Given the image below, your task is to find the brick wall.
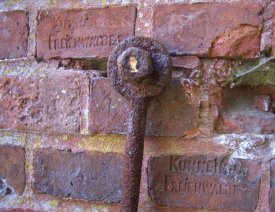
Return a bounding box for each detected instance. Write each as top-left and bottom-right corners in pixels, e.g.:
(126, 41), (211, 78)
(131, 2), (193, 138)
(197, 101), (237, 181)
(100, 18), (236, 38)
(0, 0), (274, 211)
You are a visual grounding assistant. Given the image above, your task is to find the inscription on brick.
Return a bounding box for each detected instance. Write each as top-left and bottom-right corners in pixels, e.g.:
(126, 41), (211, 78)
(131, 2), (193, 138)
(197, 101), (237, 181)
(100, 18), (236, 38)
(0, 11), (28, 59)
(37, 6), (136, 59)
(33, 149), (123, 202)
(148, 155), (261, 211)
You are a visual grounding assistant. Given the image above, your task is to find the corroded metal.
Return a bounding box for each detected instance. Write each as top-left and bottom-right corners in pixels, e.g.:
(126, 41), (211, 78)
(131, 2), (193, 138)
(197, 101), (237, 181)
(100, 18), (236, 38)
(107, 36), (172, 212)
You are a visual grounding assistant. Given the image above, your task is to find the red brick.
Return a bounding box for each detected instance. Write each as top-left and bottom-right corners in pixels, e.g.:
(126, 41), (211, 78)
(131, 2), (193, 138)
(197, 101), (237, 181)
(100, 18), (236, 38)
(33, 149), (123, 202)
(216, 88), (275, 134)
(0, 11), (28, 59)
(0, 71), (88, 134)
(89, 78), (129, 134)
(153, 3), (262, 59)
(147, 80), (198, 137)
(37, 6), (136, 59)
(148, 155), (261, 211)
(0, 145), (25, 195)
(88, 78), (198, 137)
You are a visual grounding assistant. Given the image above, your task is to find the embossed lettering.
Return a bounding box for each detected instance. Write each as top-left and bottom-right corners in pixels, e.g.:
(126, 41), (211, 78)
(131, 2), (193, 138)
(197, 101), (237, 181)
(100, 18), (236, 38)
(168, 156), (248, 177)
(164, 174), (233, 196)
(149, 155), (261, 211)
(37, 7), (135, 59)
(48, 34), (127, 51)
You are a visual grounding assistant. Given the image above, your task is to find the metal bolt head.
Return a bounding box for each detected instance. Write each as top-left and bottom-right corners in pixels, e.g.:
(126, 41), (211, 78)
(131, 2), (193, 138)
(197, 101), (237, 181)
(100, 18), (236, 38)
(117, 47), (153, 83)
(108, 36), (172, 99)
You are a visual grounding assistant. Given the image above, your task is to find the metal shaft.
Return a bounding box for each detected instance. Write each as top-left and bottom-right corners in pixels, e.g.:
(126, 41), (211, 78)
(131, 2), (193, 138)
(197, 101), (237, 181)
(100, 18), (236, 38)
(121, 97), (148, 212)
(107, 36), (172, 212)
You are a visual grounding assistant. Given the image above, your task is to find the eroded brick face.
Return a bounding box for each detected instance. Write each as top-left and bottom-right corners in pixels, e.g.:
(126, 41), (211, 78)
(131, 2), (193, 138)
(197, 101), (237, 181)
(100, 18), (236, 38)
(37, 6), (136, 59)
(0, 71), (88, 134)
(0, 145), (25, 195)
(153, 3), (262, 58)
(33, 149), (124, 203)
(216, 87), (275, 134)
(0, 11), (28, 59)
(148, 155), (261, 212)
(89, 78), (129, 134)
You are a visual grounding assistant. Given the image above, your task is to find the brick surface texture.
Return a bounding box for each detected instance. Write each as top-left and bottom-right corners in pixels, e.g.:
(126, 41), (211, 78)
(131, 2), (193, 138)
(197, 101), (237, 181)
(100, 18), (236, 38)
(33, 149), (123, 202)
(0, 71), (88, 134)
(216, 87), (275, 134)
(0, 145), (25, 195)
(0, 11), (28, 59)
(89, 78), (198, 137)
(153, 3), (262, 58)
(148, 155), (261, 211)
(0, 0), (274, 211)
(37, 6), (136, 59)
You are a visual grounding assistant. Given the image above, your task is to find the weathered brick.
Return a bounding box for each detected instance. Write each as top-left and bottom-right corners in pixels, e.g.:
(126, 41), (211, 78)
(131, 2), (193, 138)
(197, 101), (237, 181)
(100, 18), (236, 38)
(153, 3), (262, 59)
(0, 145), (25, 195)
(89, 78), (128, 134)
(0, 70), (88, 134)
(147, 80), (198, 137)
(148, 155), (261, 211)
(216, 87), (275, 134)
(88, 78), (198, 137)
(37, 6), (136, 59)
(0, 11), (28, 59)
(33, 149), (123, 202)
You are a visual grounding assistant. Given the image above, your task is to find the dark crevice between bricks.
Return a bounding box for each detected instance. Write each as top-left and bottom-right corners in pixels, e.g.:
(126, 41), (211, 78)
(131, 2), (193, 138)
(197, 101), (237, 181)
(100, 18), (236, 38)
(0, 178), (14, 196)
(59, 58), (108, 76)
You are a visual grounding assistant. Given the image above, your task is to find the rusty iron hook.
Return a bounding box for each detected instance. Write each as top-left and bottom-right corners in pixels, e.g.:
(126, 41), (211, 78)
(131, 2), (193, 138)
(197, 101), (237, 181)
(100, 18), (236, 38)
(107, 36), (172, 212)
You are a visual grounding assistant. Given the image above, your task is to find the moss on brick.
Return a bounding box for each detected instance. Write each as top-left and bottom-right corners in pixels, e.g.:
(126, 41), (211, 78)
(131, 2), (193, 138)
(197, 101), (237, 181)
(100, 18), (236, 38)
(62, 135), (69, 141)
(18, 134), (27, 145)
(232, 56), (275, 88)
(4, 0), (20, 7)
(34, 137), (42, 148)
(78, 134), (125, 154)
(48, 200), (59, 208)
